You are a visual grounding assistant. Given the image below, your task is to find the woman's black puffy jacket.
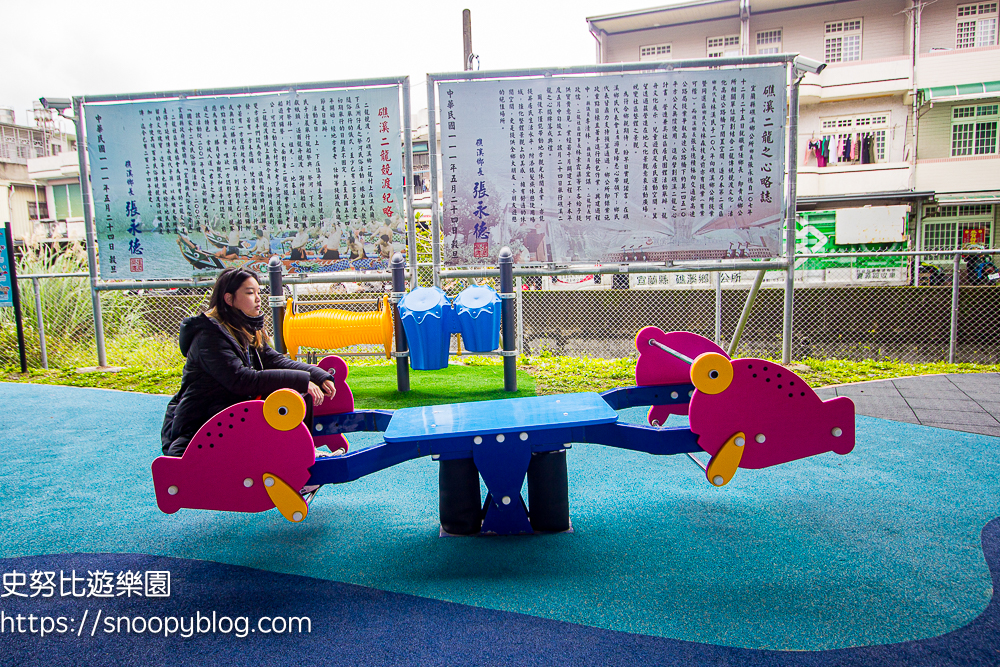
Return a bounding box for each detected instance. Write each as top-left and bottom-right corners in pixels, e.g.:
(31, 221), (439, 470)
(160, 314), (334, 456)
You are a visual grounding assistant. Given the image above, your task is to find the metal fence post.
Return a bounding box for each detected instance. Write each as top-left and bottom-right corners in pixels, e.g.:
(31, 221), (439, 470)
(31, 278), (47, 369)
(949, 251), (960, 363)
(714, 268), (722, 347)
(516, 275), (523, 357)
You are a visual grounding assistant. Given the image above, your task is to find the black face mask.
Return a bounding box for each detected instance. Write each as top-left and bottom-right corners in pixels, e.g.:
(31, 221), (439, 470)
(232, 309), (266, 332)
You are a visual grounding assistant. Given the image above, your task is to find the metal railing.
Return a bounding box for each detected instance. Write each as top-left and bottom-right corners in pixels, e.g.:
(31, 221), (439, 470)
(4, 248), (998, 372)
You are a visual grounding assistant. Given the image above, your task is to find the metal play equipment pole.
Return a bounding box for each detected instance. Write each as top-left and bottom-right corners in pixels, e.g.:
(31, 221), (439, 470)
(268, 256), (286, 354)
(499, 246), (517, 392)
(391, 252), (410, 391)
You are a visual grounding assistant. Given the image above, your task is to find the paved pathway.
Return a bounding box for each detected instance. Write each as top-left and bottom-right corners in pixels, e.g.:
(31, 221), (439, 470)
(815, 373), (1000, 437)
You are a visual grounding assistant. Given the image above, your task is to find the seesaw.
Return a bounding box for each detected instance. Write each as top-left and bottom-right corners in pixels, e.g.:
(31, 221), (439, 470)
(151, 329), (855, 535)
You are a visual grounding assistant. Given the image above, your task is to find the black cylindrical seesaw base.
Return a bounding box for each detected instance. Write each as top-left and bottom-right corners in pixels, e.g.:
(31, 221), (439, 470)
(438, 450), (570, 535)
(439, 458), (483, 535)
(527, 450), (570, 533)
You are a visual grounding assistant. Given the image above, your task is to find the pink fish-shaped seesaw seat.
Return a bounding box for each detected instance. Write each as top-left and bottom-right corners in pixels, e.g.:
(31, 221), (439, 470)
(151, 356), (355, 522)
(634, 328), (855, 485)
(311, 354), (355, 454)
(635, 327), (729, 426)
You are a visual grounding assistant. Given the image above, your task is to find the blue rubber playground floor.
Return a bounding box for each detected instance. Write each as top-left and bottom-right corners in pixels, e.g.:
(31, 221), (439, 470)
(1, 376), (999, 666)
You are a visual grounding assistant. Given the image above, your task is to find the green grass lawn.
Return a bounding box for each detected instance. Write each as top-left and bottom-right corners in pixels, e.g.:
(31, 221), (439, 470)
(345, 363), (536, 410)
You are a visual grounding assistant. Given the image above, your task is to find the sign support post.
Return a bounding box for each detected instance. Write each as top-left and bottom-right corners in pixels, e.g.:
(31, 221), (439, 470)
(782, 69), (802, 365)
(73, 96), (108, 368)
(2, 222), (27, 372)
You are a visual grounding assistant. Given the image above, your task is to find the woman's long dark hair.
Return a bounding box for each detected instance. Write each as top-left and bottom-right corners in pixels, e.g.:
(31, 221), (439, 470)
(206, 267), (265, 348)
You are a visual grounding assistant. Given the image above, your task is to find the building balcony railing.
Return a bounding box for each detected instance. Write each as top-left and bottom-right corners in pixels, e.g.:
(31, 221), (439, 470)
(915, 155), (1000, 194)
(799, 56), (912, 104)
(796, 161), (912, 198)
(27, 152), (79, 180)
(916, 45), (1000, 91)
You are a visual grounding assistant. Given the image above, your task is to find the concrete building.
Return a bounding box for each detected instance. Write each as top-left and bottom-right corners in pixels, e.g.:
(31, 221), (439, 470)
(587, 0), (1000, 277)
(0, 104), (80, 244)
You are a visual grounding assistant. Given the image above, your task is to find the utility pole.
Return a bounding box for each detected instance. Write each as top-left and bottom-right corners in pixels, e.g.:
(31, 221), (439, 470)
(463, 9), (473, 70)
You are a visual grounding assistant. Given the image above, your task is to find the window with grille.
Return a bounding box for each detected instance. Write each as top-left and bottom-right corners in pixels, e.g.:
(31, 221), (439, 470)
(28, 202), (49, 221)
(639, 43), (672, 61)
(818, 112), (889, 163)
(825, 19), (862, 62)
(956, 2), (998, 48)
(756, 29), (782, 54)
(951, 104), (999, 156)
(707, 35), (740, 58)
(922, 204), (994, 250)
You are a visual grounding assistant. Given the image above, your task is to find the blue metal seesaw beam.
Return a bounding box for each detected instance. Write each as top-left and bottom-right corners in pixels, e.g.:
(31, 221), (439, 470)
(305, 385), (702, 485)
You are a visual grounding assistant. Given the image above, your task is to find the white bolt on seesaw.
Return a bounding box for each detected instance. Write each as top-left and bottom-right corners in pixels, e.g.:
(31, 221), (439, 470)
(520, 432), (528, 441)
(735, 437), (745, 447)
(501, 496), (511, 505)
(496, 434), (505, 442)
(244, 478), (253, 487)
(474, 436), (483, 445)
(167, 485), (179, 496)
(755, 434), (766, 443)
(265, 477), (275, 487)
(832, 427), (843, 437)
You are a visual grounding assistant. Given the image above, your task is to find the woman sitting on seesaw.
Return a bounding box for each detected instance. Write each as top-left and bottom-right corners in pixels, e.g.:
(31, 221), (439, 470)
(161, 267), (336, 457)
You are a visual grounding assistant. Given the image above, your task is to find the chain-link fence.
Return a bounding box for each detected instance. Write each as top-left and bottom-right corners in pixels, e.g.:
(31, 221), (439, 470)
(3, 250), (1000, 371)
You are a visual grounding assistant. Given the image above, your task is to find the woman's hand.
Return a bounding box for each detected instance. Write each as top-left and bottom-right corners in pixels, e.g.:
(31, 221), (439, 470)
(321, 379), (336, 399)
(307, 381), (325, 406)
(307, 380), (337, 406)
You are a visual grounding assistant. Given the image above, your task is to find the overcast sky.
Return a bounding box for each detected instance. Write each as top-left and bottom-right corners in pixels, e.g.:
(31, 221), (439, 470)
(2, 0), (670, 131)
